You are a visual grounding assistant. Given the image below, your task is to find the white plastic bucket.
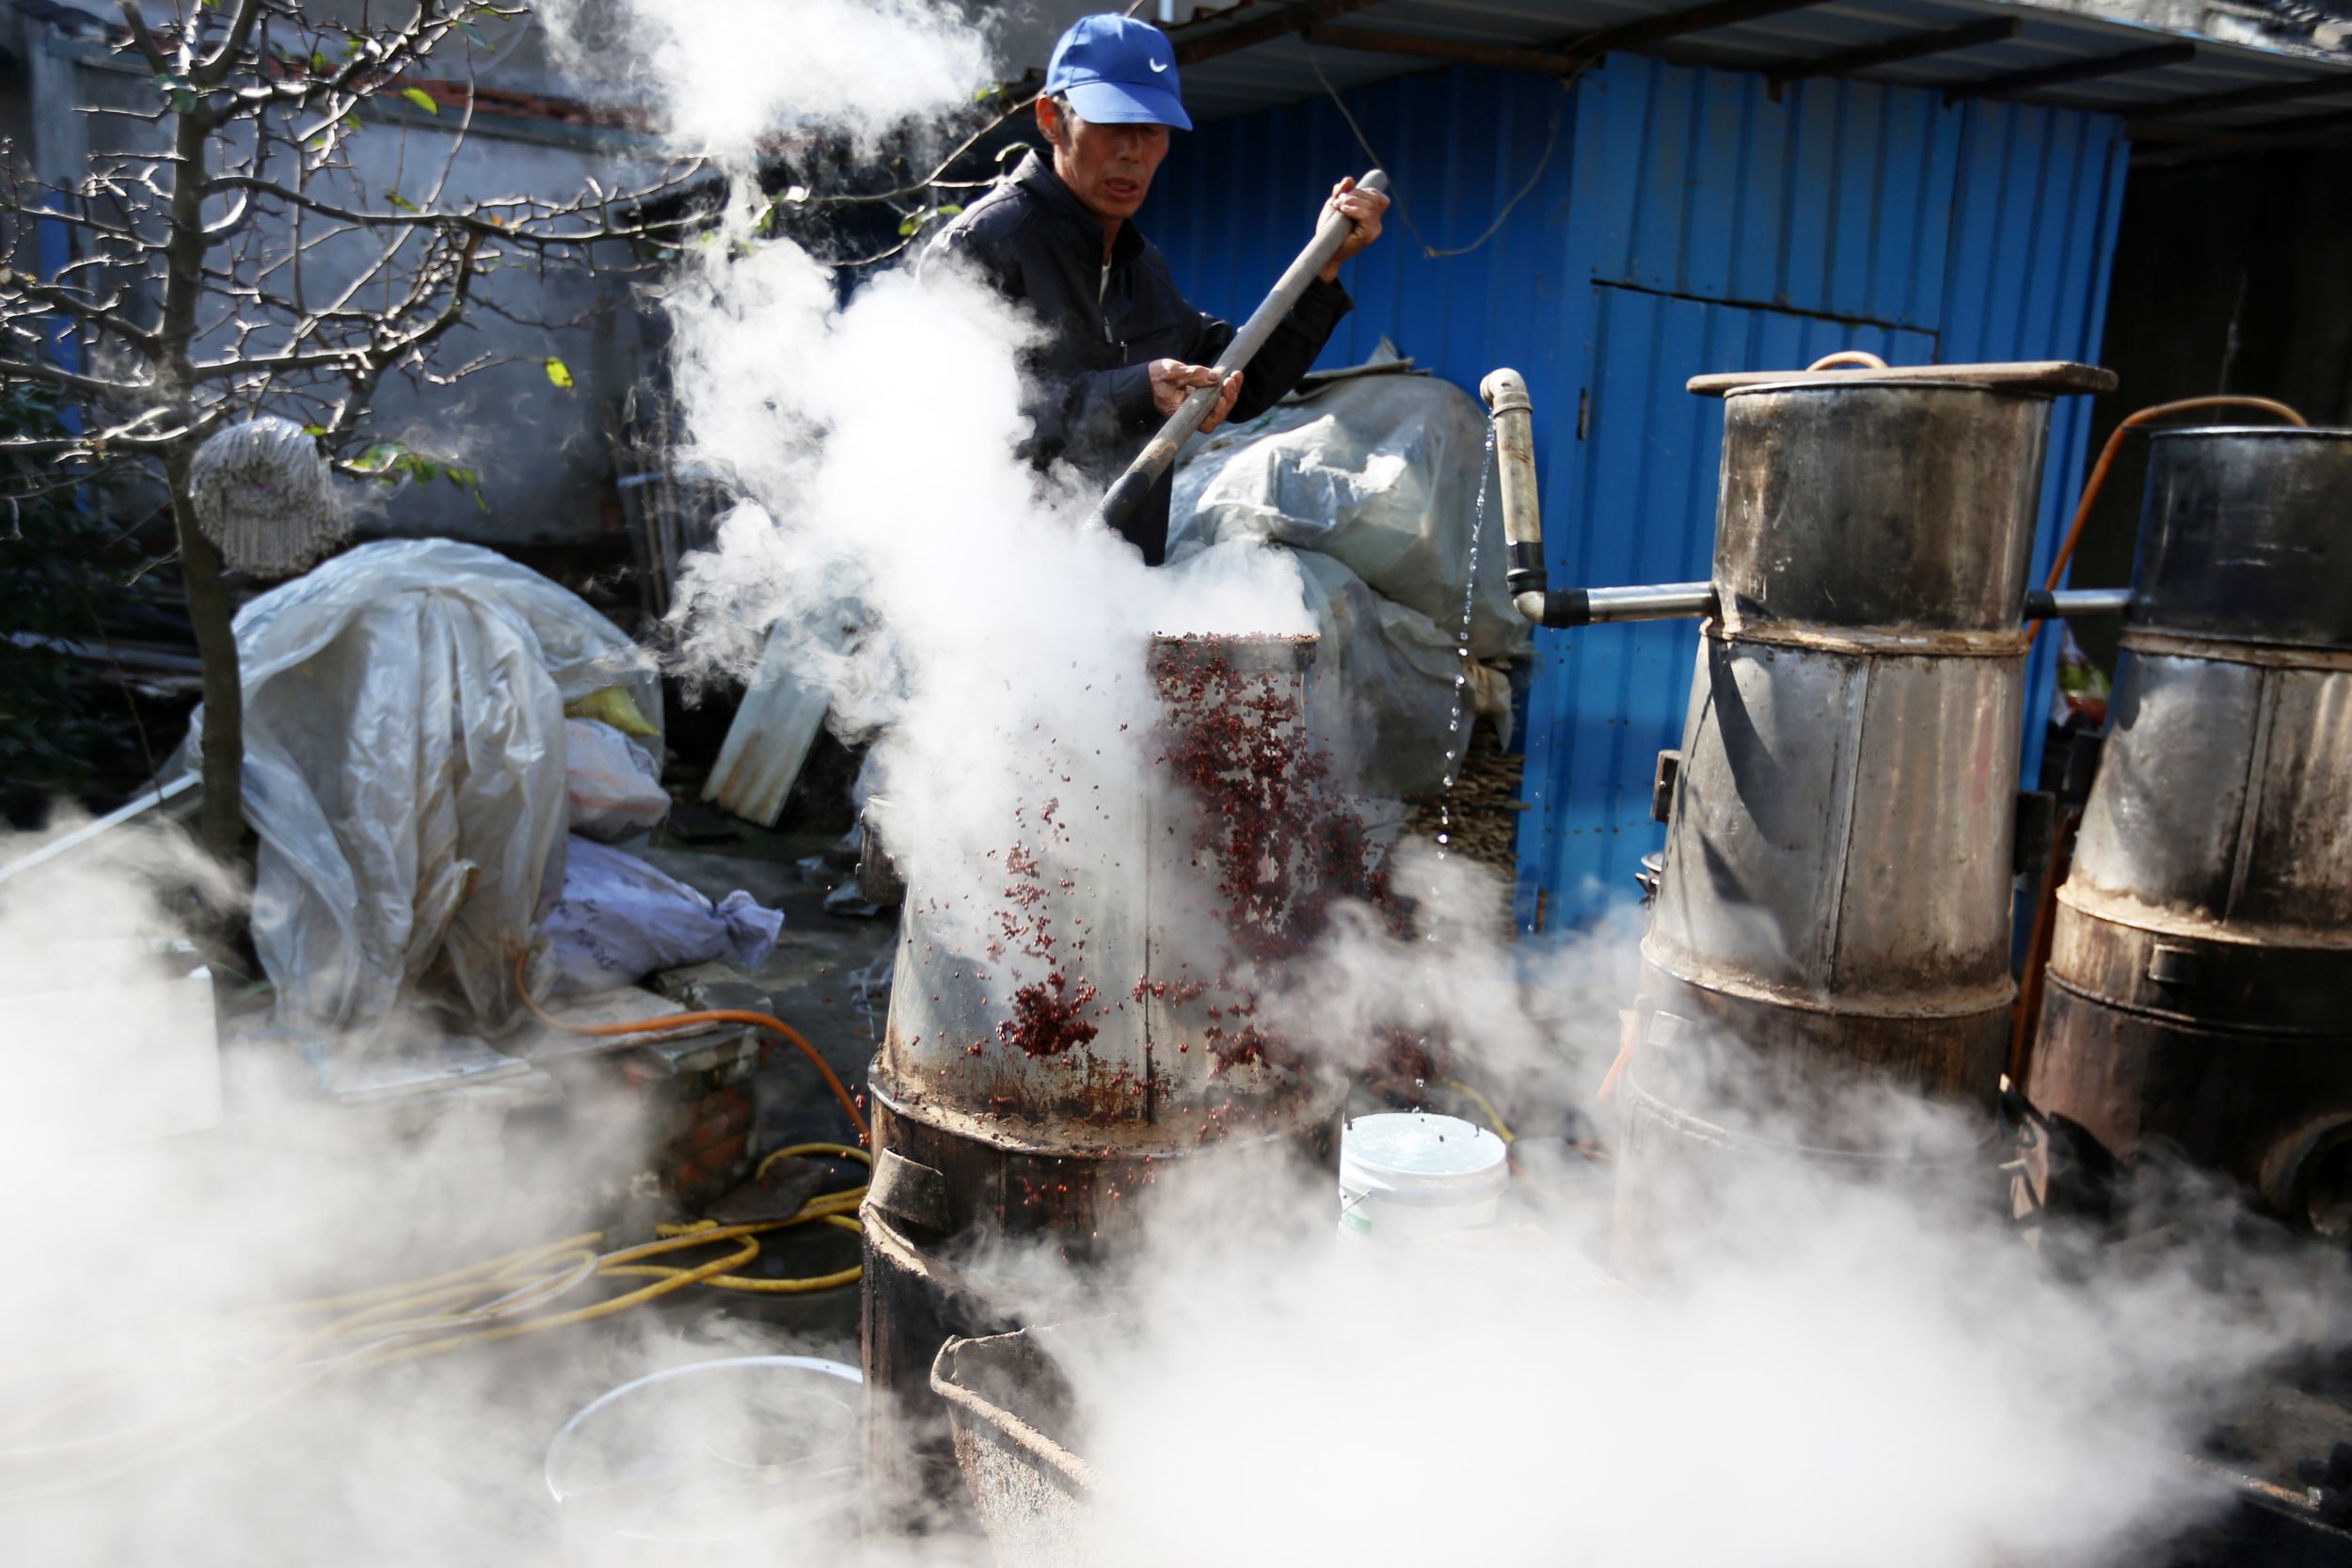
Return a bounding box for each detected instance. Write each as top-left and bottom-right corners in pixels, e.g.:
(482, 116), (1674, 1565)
(1338, 1112), (1508, 1242)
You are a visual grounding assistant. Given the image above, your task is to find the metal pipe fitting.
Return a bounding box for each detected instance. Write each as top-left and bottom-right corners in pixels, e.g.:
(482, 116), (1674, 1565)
(1477, 367), (1548, 624)
(2024, 587), (2133, 620)
(1541, 582), (1720, 626)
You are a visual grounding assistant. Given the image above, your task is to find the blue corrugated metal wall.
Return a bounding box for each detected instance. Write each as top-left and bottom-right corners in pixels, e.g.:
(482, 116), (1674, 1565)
(1143, 54), (2129, 933)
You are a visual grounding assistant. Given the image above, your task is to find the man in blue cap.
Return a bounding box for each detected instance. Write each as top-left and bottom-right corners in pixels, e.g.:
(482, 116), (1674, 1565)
(930, 13), (1387, 565)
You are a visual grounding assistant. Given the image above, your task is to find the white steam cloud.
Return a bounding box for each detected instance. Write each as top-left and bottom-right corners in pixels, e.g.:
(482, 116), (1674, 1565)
(2, 4), (2344, 1567)
(537, 0), (993, 157)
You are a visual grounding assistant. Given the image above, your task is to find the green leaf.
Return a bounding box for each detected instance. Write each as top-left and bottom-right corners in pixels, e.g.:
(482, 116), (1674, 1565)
(310, 51), (328, 72)
(460, 21), (489, 47)
(301, 424), (329, 437)
(897, 205), (961, 238)
(385, 191), (418, 214)
(400, 87), (439, 116)
(343, 114), (359, 133)
(543, 357), (574, 390)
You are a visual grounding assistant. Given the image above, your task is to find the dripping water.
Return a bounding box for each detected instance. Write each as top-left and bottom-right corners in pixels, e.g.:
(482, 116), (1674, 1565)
(1409, 422), (1496, 1107)
(1431, 423), (1493, 892)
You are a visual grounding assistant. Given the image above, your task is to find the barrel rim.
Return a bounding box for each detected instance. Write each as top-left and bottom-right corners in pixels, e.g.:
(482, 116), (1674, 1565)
(1719, 377), (2056, 404)
(2146, 425), (2352, 442)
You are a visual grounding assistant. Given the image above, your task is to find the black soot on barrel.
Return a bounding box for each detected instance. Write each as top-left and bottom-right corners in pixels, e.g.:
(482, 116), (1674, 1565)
(2026, 427), (2352, 1233)
(1614, 372), (2089, 1277)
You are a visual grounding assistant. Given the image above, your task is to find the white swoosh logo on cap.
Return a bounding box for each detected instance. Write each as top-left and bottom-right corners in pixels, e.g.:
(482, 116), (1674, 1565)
(1150, 56), (1168, 71)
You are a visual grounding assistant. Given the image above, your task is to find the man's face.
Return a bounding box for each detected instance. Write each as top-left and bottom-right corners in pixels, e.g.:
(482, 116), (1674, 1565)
(1041, 99), (1170, 225)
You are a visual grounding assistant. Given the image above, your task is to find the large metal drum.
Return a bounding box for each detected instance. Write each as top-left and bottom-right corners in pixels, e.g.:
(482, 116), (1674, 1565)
(2026, 428), (2352, 1230)
(1615, 372), (2086, 1269)
(861, 633), (1344, 1511)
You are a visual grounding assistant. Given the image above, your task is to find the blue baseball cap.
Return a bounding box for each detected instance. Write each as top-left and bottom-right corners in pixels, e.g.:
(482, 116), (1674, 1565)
(1044, 14), (1191, 132)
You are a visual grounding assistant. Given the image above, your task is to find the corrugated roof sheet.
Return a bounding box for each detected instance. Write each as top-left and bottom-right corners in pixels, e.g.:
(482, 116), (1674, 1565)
(1160, 0), (2352, 134)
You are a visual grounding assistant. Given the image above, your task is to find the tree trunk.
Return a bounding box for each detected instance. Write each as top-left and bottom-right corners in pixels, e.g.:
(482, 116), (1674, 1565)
(167, 446), (248, 879)
(155, 82), (253, 959)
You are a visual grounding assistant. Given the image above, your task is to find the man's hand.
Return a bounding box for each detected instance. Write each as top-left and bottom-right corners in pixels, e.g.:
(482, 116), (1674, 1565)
(1318, 176), (1389, 282)
(1149, 359), (1244, 432)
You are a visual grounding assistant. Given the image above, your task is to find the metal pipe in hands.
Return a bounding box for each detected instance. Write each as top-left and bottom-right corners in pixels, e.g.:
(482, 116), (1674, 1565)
(1090, 169), (1392, 545)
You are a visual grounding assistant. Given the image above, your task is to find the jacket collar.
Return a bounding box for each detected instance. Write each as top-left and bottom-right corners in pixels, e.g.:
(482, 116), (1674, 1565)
(1011, 150), (1147, 269)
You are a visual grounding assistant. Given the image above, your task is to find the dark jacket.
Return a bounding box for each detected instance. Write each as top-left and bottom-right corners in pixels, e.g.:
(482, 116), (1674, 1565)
(926, 151), (1352, 564)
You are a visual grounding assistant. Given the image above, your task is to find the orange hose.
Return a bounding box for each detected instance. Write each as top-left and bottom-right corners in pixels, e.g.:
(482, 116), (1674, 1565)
(2028, 395), (2308, 653)
(511, 949), (869, 1144)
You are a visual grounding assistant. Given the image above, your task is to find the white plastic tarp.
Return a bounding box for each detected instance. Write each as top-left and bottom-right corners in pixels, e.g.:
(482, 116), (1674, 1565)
(566, 718), (670, 843)
(1293, 553), (1512, 799)
(176, 539), (660, 1038)
(1170, 367), (1521, 798)
(1169, 368), (1529, 662)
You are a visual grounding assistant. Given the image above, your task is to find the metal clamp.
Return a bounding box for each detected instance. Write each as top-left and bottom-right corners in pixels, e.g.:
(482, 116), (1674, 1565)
(866, 1147), (950, 1234)
(2146, 943), (2201, 988)
(1650, 751), (1682, 824)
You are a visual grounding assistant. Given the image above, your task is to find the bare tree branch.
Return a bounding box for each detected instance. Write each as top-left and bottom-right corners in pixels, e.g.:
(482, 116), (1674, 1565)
(115, 1), (169, 75)
(196, 0), (274, 88)
(0, 354), (153, 401)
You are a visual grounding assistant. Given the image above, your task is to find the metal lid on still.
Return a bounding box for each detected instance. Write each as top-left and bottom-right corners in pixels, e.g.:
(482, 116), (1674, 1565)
(2130, 426), (2352, 653)
(1687, 360), (2116, 398)
(1700, 364), (2112, 637)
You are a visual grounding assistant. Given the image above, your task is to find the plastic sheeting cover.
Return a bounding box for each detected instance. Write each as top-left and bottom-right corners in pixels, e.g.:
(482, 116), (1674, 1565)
(1170, 370), (1522, 797)
(1169, 370), (1529, 662)
(567, 718), (670, 843)
(176, 538), (660, 1038)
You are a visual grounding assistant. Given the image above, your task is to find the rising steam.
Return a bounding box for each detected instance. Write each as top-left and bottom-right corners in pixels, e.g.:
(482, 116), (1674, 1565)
(0, 4), (2343, 1566)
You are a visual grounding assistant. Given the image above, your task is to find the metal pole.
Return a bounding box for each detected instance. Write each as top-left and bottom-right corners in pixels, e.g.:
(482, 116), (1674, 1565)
(1547, 582), (1720, 626)
(1089, 170), (1391, 544)
(2025, 587), (2133, 619)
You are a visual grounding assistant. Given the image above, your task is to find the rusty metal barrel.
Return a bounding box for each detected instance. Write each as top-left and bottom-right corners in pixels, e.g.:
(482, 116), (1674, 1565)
(1613, 365), (2109, 1271)
(2026, 428), (2352, 1231)
(861, 633), (1344, 1513)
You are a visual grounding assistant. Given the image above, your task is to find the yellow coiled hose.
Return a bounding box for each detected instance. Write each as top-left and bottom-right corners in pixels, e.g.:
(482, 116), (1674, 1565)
(0, 1144), (870, 1498)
